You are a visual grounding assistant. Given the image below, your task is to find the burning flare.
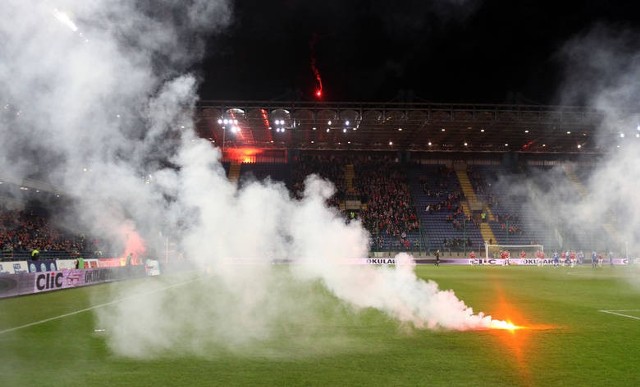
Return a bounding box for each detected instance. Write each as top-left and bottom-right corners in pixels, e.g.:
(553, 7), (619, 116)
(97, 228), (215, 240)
(489, 320), (523, 331)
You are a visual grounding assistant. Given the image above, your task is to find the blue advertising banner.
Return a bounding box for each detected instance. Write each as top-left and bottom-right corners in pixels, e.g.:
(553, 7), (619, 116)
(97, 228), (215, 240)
(27, 260), (58, 273)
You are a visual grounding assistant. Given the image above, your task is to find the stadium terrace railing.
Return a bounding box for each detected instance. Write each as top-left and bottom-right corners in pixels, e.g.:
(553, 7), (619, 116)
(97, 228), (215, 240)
(1, 250), (98, 262)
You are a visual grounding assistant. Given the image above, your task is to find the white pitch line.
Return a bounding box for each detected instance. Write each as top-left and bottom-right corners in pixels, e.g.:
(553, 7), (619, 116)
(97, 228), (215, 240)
(0, 276), (201, 336)
(599, 309), (640, 321)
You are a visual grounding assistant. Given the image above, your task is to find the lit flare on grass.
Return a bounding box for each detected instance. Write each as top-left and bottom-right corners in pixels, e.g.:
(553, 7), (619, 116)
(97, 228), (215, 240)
(489, 320), (523, 331)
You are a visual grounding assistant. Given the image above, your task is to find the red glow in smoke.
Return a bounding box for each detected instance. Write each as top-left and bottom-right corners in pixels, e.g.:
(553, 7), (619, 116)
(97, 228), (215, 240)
(119, 222), (146, 265)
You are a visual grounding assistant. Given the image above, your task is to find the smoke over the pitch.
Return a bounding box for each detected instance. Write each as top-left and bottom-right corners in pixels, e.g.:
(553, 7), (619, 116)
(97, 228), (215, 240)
(545, 26), (640, 254)
(559, 26), (640, 282)
(482, 25), (640, 287)
(1, 0), (505, 359)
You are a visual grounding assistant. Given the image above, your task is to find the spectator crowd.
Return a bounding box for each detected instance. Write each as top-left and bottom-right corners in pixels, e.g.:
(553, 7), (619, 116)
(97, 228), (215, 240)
(0, 207), (97, 260)
(354, 156), (419, 250)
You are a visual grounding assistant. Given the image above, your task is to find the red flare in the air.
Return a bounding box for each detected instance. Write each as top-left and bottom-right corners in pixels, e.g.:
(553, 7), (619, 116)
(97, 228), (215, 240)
(310, 33), (324, 99)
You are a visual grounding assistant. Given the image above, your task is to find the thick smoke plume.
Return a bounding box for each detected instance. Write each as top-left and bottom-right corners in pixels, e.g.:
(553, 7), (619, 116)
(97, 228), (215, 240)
(1, 1), (504, 358)
(527, 26), (640, 255)
(487, 25), (640, 290)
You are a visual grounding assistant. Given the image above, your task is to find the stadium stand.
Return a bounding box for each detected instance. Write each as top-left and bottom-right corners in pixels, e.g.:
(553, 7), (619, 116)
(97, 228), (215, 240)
(409, 164), (483, 254)
(353, 155), (422, 252)
(0, 206), (99, 261)
(1, 152), (624, 261)
(467, 164), (552, 246)
(239, 162), (292, 189)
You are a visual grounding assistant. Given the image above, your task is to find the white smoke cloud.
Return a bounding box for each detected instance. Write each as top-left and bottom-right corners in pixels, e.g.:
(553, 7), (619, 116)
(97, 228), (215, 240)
(1, 0), (507, 359)
(534, 25), (640, 257)
(494, 25), (640, 289)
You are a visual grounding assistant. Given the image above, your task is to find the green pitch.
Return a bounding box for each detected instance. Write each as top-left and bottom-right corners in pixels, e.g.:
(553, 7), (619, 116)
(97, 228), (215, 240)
(0, 265), (638, 387)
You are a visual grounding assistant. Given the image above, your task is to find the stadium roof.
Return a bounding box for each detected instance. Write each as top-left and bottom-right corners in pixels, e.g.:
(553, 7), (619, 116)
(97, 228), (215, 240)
(196, 101), (606, 154)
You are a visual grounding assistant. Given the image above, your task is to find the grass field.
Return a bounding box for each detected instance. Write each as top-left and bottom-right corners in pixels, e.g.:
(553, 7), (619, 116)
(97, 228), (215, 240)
(1, 265), (639, 387)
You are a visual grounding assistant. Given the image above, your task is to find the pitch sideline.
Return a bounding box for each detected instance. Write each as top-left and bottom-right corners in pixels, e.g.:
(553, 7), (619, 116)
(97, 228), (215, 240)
(598, 309), (640, 321)
(0, 275), (202, 336)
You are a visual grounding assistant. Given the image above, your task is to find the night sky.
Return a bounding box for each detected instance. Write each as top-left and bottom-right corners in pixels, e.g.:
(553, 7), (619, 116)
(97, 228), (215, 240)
(198, 0), (640, 104)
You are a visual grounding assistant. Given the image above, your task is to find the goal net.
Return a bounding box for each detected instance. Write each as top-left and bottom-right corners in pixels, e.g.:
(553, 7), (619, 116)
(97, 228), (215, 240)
(485, 244), (544, 260)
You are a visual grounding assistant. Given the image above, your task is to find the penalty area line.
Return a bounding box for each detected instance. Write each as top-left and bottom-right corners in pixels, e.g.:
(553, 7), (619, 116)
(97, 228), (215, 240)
(0, 276), (202, 336)
(599, 309), (640, 321)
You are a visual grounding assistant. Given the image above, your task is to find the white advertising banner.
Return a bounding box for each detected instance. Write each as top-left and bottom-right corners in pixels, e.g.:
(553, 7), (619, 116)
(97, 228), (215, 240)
(145, 259), (161, 276)
(0, 262), (15, 274)
(56, 259), (77, 270)
(0, 261), (29, 274)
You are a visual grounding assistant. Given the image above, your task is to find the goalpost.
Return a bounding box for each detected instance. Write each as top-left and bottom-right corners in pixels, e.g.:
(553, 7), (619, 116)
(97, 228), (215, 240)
(485, 244), (544, 260)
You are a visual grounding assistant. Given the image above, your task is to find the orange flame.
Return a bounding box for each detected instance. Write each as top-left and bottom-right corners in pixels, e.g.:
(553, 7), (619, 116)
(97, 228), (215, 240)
(489, 320), (524, 332)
